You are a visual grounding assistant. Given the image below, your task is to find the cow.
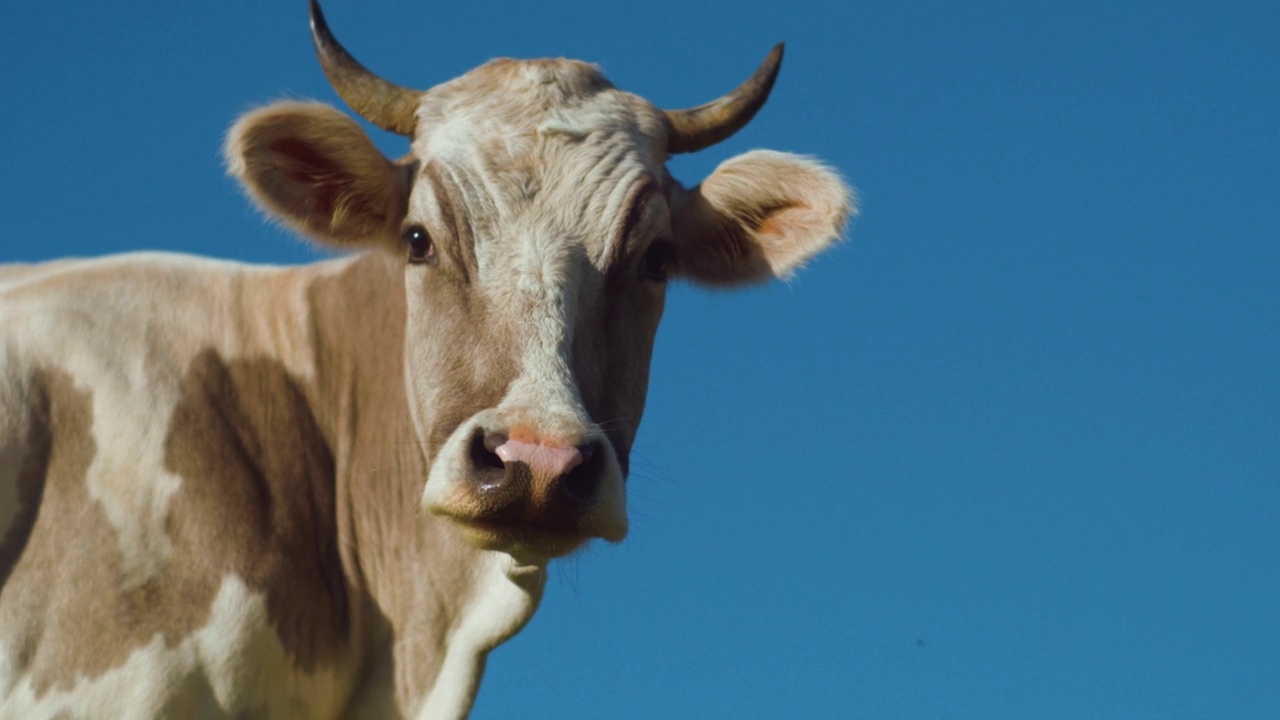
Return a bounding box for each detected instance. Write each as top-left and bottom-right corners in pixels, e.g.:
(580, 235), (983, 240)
(0, 1), (854, 717)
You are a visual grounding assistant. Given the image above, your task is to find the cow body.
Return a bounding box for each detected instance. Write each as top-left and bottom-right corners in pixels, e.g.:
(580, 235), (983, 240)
(0, 253), (537, 718)
(0, 2), (854, 717)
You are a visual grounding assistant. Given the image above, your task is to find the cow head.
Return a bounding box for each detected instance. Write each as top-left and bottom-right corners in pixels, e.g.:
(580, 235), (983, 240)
(225, 0), (854, 559)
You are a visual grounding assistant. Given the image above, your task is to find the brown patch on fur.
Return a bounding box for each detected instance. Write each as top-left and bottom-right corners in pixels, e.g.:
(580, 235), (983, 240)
(0, 402), (51, 587)
(0, 359), (349, 699)
(0, 368), (115, 695)
(162, 349), (349, 672)
(398, 262), (520, 460)
(300, 253), (453, 705)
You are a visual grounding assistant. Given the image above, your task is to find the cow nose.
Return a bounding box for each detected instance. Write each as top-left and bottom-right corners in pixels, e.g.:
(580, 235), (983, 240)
(494, 438), (585, 477)
(468, 429), (603, 503)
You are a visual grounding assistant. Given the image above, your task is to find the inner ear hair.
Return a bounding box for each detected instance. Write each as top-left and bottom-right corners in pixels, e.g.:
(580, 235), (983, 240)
(669, 150), (855, 286)
(671, 188), (774, 285)
(225, 101), (408, 248)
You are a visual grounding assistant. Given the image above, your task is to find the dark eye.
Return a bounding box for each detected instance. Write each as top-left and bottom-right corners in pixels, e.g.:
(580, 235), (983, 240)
(402, 224), (435, 265)
(640, 239), (674, 282)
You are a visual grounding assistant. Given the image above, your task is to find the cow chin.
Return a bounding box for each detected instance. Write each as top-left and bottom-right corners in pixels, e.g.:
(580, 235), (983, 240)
(421, 411), (629, 559)
(451, 520), (591, 559)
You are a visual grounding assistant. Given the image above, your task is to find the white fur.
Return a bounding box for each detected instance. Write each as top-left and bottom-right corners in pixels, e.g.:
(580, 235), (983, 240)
(414, 552), (545, 720)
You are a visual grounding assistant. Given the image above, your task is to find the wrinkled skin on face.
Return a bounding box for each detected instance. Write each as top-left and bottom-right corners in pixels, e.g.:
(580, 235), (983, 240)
(227, 53), (854, 559)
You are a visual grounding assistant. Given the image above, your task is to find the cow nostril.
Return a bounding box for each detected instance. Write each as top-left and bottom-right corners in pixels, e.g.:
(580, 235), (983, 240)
(562, 471), (594, 502)
(470, 428), (506, 472)
(561, 440), (604, 502)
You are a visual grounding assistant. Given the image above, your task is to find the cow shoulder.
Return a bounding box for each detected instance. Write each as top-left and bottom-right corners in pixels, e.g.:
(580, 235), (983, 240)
(0, 256), (360, 717)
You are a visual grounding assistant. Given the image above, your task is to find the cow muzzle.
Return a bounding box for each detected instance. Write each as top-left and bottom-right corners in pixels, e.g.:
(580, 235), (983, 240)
(422, 411), (628, 558)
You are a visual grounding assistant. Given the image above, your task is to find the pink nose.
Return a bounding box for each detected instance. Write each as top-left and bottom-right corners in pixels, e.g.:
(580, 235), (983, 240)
(494, 439), (585, 478)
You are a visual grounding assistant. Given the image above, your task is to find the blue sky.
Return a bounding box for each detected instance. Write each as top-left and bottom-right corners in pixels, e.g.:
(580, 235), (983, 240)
(3, 1), (1277, 717)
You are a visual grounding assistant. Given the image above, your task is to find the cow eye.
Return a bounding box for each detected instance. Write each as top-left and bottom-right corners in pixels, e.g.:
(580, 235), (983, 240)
(402, 224), (435, 265)
(640, 239), (674, 282)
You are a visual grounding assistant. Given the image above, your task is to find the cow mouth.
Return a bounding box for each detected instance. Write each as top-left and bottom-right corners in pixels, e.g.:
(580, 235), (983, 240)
(442, 514), (592, 558)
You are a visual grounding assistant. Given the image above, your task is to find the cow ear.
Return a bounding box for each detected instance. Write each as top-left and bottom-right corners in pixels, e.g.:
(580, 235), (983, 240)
(669, 150), (855, 286)
(225, 101), (411, 248)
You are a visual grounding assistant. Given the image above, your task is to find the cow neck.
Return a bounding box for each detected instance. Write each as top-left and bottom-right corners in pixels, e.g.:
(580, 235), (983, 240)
(300, 252), (415, 625)
(300, 250), (530, 710)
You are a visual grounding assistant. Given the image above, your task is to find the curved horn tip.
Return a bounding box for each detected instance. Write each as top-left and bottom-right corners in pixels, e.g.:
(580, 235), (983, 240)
(308, 0), (331, 49)
(664, 43), (787, 155)
(758, 41), (785, 95)
(308, 0), (346, 65)
(308, 0), (344, 59)
(306, 0), (421, 137)
(768, 42), (785, 64)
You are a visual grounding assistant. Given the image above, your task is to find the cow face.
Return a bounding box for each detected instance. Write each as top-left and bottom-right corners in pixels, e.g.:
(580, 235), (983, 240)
(225, 1), (854, 559)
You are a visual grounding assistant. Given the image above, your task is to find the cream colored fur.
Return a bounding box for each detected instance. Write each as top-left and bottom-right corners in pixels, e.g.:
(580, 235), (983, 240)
(0, 43), (854, 720)
(670, 150), (857, 285)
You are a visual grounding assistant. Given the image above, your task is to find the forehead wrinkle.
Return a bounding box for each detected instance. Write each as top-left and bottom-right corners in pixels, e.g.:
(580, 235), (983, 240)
(419, 162), (473, 280)
(466, 129), (647, 236)
(412, 60), (669, 289)
(426, 152), (507, 270)
(603, 175), (661, 274)
(538, 134), (654, 252)
(477, 137), (542, 225)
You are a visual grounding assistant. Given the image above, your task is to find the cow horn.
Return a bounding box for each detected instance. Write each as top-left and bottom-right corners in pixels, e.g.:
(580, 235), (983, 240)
(664, 43), (784, 155)
(309, 0), (421, 136)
